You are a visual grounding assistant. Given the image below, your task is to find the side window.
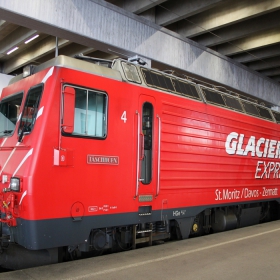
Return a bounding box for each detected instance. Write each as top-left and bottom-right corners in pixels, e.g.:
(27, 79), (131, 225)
(141, 102), (153, 184)
(64, 86), (107, 138)
(19, 85), (43, 134)
(0, 92), (23, 137)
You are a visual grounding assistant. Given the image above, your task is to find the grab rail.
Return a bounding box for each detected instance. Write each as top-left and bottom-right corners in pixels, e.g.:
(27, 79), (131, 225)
(156, 114), (161, 197)
(135, 110), (140, 199)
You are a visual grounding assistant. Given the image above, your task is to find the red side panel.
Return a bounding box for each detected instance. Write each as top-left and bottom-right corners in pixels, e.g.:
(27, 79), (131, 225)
(159, 96), (280, 207)
(1, 66), (280, 224)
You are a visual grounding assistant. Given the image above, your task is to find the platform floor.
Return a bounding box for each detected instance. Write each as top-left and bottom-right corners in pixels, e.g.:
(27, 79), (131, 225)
(1, 220), (280, 280)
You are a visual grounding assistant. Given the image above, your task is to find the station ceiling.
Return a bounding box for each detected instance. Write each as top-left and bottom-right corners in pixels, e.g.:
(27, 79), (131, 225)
(0, 0), (280, 84)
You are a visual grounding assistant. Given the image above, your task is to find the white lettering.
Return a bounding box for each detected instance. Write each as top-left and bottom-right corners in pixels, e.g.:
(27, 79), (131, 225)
(274, 162), (280, 178)
(256, 138), (265, 157)
(215, 189), (222, 200)
(173, 210), (180, 217)
(214, 187), (279, 202)
(244, 188), (259, 198)
(255, 161), (263, 179)
(225, 133), (280, 159)
(256, 161), (280, 179)
(223, 189), (240, 200)
(236, 134), (245, 155)
(261, 161), (270, 178)
(263, 139), (269, 157)
(268, 162), (276, 178)
(262, 187), (278, 197)
(225, 132), (238, 155)
(244, 136), (255, 156)
(268, 140), (277, 158)
(121, 111), (127, 123)
(275, 142), (280, 158)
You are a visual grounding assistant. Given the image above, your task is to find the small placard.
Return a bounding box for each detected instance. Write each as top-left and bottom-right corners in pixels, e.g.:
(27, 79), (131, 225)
(87, 155), (119, 165)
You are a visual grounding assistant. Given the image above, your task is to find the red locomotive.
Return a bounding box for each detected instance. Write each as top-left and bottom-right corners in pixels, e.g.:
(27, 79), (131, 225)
(0, 54), (279, 269)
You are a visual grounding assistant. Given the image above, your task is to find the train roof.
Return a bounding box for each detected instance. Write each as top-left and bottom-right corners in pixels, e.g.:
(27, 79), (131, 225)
(6, 54), (280, 124)
(111, 57), (280, 124)
(8, 55), (122, 86)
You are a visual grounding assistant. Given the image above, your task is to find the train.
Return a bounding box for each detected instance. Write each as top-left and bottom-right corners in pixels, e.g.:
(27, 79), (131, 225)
(0, 54), (280, 270)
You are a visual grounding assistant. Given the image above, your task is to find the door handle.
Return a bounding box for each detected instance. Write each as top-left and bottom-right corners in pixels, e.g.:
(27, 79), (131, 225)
(139, 133), (144, 160)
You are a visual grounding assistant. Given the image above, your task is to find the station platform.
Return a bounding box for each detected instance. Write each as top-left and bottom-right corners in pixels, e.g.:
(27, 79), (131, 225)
(1, 220), (280, 280)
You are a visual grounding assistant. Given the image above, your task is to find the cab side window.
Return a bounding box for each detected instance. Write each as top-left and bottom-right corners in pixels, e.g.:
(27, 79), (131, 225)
(63, 85), (107, 138)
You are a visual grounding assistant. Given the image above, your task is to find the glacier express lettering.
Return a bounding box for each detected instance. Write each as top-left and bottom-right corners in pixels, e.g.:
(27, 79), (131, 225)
(215, 187), (278, 201)
(225, 132), (280, 179)
(255, 161), (280, 178)
(225, 132), (280, 158)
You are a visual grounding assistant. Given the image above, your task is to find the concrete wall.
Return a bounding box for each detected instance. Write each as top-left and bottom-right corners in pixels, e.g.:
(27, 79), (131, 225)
(0, 73), (13, 96)
(0, 0), (279, 104)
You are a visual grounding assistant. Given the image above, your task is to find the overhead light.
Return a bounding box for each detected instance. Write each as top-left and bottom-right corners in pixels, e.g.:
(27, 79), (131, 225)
(25, 34), (39, 44)
(7, 47), (19, 55)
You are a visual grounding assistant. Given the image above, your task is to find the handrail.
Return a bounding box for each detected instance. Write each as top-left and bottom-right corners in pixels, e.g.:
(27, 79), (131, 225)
(134, 110), (140, 199)
(156, 114), (161, 197)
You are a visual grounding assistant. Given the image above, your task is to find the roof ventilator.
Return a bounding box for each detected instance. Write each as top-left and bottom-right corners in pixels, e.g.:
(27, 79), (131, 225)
(74, 54), (113, 68)
(128, 55), (147, 66)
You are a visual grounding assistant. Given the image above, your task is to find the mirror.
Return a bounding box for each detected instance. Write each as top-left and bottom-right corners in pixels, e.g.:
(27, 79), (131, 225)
(62, 86), (75, 133)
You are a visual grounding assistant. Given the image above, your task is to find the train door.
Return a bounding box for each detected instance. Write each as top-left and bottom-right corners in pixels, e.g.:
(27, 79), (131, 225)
(135, 95), (160, 200)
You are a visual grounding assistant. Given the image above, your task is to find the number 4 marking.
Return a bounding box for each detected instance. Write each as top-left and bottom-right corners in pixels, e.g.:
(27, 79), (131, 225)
(121, 111), (127, 123)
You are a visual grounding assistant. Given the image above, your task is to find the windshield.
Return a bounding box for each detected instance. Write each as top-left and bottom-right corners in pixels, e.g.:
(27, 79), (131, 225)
(18, 84), (43, 135)
(0, 92), (23, 137)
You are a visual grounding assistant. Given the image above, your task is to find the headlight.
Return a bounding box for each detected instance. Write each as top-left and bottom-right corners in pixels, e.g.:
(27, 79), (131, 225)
(23, 65), (35, 77)
(10, 177), (20, 192)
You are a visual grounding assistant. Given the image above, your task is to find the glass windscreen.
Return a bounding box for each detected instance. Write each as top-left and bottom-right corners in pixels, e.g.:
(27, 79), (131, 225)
(19, 85), (43, 134)
(0, 92), (23, 137)
(121, 62), (141, 83)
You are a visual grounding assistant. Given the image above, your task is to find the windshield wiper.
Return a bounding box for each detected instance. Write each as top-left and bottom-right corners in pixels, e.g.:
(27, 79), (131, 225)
(18, 125), (27, 142)
(0, 130), (13, 135)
